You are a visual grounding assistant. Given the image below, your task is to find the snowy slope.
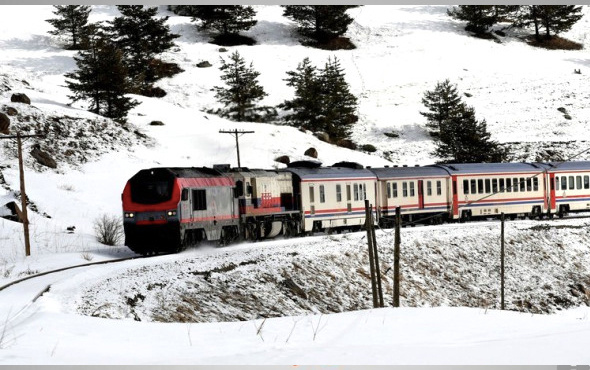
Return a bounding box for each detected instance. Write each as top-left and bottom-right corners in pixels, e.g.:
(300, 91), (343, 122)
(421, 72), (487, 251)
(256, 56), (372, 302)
(1, 5), (590, 365)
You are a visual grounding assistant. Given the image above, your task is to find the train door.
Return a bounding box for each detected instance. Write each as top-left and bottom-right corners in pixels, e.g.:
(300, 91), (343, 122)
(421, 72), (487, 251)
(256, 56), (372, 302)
(452, 175), (459, 218)
(549, 173), (556, 211)
(418, 180), (424, 209)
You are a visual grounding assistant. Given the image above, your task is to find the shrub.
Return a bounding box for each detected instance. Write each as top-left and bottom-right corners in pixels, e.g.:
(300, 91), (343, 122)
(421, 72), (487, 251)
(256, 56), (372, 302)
(94, 214), (123, 246)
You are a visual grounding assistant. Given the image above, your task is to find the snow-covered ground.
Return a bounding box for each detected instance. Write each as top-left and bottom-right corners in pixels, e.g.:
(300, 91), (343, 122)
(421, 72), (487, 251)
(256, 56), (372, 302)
(1, 5), (590, 365)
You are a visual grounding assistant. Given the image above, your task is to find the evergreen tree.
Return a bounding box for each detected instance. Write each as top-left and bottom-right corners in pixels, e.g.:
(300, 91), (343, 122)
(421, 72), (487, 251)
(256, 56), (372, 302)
(110, 5), (179, 92)
(421, 80), (505, 163)
(189, 5), (257, 42)
(282, 6), (359, 42)
(281, 57), (358, 142)
(515, 5), (583, 41)
(317, 57), (358, 142)
(447, 6), (498, 34)
(65, 27), (138, 123)
(420, 79), (463, 137)
(46, 5), (91, 49)
(214, 51), (267, 122)
(281, 57), (323, 129)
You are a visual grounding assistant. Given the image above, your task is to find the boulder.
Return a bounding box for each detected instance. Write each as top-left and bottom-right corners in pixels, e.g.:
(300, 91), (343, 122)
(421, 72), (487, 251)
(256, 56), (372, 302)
(149, 120), (165, 126)
(275, 155), (290, 165)
(0, 112), (9, 134)
(197, 61), (212, 68)
(30, 144), (57, 169)
(11, 93), (31, 105)
(314, 132), (331, 143)
(304, 147), (318, 158)
(6, 107), (18, 116)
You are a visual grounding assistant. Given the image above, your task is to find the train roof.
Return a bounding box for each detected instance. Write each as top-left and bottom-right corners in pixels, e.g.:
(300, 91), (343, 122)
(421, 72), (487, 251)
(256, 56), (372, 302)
(369, 166), (449, 179)
(284, 166), (377, 180)
(435, 162), (545, 175)
(135, 167), (227, 179)
(535, 161), (590, 172)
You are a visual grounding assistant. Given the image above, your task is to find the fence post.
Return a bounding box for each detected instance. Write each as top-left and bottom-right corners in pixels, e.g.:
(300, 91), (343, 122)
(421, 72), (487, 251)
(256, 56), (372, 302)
(365, 200), (379, 308)
(501, 212), (505, 310)
(393, 206), (401, 307)
(370, 204), (384, 307)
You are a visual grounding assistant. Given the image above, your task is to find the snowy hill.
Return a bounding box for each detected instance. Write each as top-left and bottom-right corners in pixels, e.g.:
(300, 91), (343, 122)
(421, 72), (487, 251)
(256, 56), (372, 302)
(1, 5), (590, 364)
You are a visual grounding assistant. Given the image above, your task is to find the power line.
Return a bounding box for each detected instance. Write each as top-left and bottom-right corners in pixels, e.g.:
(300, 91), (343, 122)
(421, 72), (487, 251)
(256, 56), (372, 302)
(219, 129), (254, 168)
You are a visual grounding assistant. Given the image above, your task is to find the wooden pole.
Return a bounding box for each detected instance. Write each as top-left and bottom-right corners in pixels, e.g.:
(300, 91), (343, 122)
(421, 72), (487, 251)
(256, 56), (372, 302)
(17, 133), (32, 256)
(365, 199), (378, 308)
(370, 204), (384, 307)
(393, 206), (401, 307)
(219, 129), (254, 168)
(501, 212), (505, 310)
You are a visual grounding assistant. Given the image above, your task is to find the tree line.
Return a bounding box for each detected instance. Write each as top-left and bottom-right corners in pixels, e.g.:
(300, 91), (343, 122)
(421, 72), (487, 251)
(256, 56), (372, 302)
(47, 5), (585, 164)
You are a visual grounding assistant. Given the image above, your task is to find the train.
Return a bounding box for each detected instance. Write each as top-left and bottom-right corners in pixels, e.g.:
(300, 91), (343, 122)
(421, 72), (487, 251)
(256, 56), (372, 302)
(121, 160), (590, 254)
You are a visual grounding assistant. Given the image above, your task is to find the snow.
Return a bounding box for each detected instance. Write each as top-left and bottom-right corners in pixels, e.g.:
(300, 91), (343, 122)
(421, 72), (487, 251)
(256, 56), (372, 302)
(1, 5), (590, 365)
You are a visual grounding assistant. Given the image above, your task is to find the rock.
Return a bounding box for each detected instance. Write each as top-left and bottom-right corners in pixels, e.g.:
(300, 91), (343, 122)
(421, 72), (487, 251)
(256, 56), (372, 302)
(275, 155), (290, 164)
(149, 120), (164, 126)
(30, 144), (57, 169)
(218, 47), (228, 52)
(197, 61), (212, 68)
(314, 132), (330, 143)
(11, 93), (31, 105)
(6, 107), (18, 116)
(0, 112), (9, 134)
(304, 147), (318, 158)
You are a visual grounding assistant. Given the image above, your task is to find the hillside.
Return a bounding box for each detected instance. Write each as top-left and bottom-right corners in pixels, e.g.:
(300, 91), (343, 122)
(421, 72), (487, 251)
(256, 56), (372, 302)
(1, 5), (590, 365)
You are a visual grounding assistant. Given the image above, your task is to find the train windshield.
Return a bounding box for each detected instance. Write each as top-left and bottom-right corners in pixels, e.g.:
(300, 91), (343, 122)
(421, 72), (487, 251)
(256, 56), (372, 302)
(130, 169), (174, 204)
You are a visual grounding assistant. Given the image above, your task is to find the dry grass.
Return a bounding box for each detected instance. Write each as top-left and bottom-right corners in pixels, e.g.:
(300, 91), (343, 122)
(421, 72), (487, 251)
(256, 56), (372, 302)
(526, 35), (583, 50)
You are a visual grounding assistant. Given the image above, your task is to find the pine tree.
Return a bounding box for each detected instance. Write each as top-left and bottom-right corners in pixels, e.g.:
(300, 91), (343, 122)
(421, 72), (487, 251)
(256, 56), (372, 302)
(191, 6), (257, 35)
(214, 51), (267, 122)
(317, 57), (358, 142)
(65, 27), (138, 123)
(282, 6), (359, 42)
(110, 6), (179, 92)
(281, 57), (323, 129)
(447, 6), (498, 34)
(422, 80), (505, 163)
(46, 5), (91, 50)
(515, 5), (583, 41)
(420, 79), (463, 138)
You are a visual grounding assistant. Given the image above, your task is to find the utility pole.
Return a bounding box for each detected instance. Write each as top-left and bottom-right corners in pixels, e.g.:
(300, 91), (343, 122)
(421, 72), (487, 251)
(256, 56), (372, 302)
(500, 212), (505, 310)
(219, 129), (254, 168)
(0, 132), (44, 256)
(393, 206), (401, 307)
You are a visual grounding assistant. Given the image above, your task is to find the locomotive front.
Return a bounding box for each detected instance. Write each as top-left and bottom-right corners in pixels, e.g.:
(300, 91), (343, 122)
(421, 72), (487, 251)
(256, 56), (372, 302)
(122, 168), (184, 254)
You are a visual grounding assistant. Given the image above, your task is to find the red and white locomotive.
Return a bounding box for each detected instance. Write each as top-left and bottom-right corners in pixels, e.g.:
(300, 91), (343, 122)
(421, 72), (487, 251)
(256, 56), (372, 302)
(122, 160), (590, 254)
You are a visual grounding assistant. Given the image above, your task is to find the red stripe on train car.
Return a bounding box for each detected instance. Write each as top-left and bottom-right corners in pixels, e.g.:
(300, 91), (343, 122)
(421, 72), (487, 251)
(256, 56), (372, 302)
(181, 215), (239, 223)
(177, 177), (234, 187)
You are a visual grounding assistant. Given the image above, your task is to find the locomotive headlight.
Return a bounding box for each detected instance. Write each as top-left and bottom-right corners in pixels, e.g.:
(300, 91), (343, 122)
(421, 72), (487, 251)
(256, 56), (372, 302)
(167, 210), (177, 217)
(124, 212), (135, 218)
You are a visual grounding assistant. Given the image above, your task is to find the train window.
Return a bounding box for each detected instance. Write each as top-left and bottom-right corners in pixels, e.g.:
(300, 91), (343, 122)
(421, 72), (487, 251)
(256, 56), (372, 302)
(393, 183), (398, 197)
(410, 182), (415, 197)
(309, 186), (315, 203)
(363, 184), (367, 200)
(499, 178), (504, 193)
(585, 176), (589, 189)
(427, 181), (432, 196)
(520, 178), (525, 192)
(246, 182), (253, 196)
(319, 185), (325, 203)
(182, 188), (189, 201)
(403, 182), (408, 197)
(347, 185), (351, 201)
(477, 179), (484, 194)
(437, 181), (442, 195)
(560, 176), (567, 190)
(513, 178), (519, 192)
(576, 176), (582, 190)
(505, 178), (511, 192)
(192, 189), (207, 211)
(463, 180), (469, 195)
(354, 184), (359, 201)
(235, 181), (244, 197)
(533, 178), (539, 191)
(485, 179), (491, 193)
(491, 179), (497, 193)
(386, 183), (391, 198)
(470, 179), (476, 194)
(555, 176), (560, 190)
(569, 176), (575, 190)
(336, 184), (342, 202)
(526, 178), (532, 192)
